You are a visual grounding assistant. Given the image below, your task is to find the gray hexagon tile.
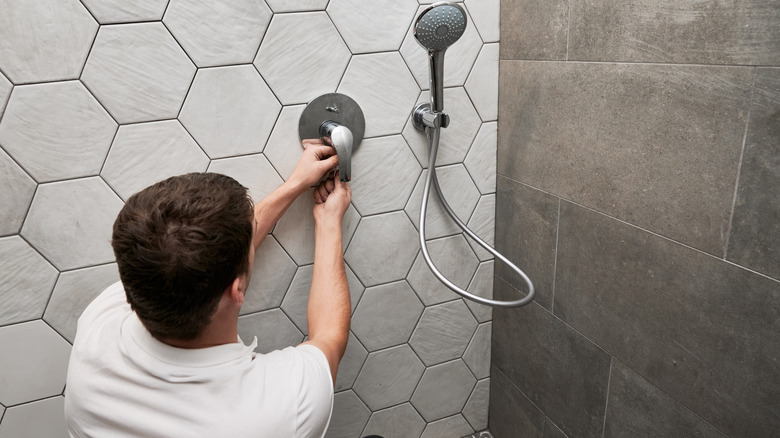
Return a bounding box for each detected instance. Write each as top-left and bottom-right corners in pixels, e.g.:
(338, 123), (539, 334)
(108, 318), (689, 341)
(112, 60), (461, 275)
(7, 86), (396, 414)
(465, 0), (499, 43)
(466, 262), (494, 324)
(411, 359), (476, 422)
(164, 0), (271, 67)
(207, 153), (284, 203)
(0, 71), (10, 116)
(43, 265), (120, 343)
(401, 5), (482, 90)
(21, 177), (124, 271)
(352, 281), (424, 351)
(345, 211), (420, 287)
(405, 165), (482, 239)
(328, 0), (418, 54)
(241, 236), (297, 314)
(407, 234), (480, 306)
(280, 265), (314, 335)
(363, 403), (427, 438)
(462, 379), (489, 432)
(338, 53), (420, 138)
(237, 308), (303, 354)
(102, 120), (209, 200)
(335, 332), (369, 392)
(0, 81), (117, 183)
(0, 321), (70, 406)
(464, 123), (497, 194)
(463, 323), (491, 380)
(81, 23), (196, 124)
(350, 135), (422, 216)
(0, 0), (97, 84)
(466, 194), (496, 261)
(410, 300), (478, 366)
(180, 65), (280, 159)
(0, 149), (35, 236)
(81, 0), (168, 24)
(265, 105), (306, 180)
(404, 87), (482, 166)
(255, 12), (350, 105)
(465, 44), (498, 122)
(420, 414), (474, 438)
(325, 390), (371, 438)
(265, 0), (328, 12)
(0, 236), (58, 326)
(353, 344), (425, 411)
(0, 396), (67, 438)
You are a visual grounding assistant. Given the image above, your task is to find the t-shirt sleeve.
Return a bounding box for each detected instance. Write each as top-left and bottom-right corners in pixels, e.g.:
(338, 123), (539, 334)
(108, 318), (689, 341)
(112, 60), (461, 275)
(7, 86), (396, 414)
(293, 344), (334, 438)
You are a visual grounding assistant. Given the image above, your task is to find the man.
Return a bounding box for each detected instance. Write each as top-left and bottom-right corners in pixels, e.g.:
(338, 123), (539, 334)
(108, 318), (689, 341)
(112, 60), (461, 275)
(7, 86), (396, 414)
(64, 140), (351, 437)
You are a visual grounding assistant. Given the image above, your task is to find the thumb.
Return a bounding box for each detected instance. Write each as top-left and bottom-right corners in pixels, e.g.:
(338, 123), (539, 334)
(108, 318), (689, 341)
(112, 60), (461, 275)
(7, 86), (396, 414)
(320, 154), (339, 169)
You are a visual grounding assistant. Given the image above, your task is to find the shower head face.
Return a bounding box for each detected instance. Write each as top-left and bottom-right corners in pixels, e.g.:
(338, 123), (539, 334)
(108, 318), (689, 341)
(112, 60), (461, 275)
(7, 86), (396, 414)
(414, 2), (467, 52)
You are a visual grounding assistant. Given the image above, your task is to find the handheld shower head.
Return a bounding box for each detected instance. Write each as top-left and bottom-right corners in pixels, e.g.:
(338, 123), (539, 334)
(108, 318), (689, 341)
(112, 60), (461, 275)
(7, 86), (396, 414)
(414, 2), (467, 113)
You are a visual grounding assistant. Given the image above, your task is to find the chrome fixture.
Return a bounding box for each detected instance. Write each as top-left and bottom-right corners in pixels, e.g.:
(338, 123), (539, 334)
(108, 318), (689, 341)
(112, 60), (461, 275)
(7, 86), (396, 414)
(413, 2), (535, 308)
(299, 93), (365, 182)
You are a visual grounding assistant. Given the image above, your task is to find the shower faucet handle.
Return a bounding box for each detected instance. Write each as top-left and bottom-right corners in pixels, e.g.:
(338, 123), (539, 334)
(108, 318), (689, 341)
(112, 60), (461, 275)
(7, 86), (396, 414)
(320, 121), (353, 182)
(412, 103), (449, 132)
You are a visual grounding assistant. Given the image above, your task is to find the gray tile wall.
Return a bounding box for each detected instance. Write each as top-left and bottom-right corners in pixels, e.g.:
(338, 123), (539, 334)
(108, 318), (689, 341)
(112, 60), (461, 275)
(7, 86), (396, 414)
(493, 0), (780, 437)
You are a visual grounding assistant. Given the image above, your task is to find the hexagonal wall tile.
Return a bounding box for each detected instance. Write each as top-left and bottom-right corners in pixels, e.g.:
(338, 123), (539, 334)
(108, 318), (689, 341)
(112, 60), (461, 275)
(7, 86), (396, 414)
(410, 300), (477, 366)
(420, 414), (473, 438)
(466, 194), (496, 262)
(363, 403), (427, 438)
(335, 332), (368, 392)
(43, 264), (120, 343)
(255, 12), (350, 105)
(280, 265), (314, 335)
(405, 165), (481, 239)
(0, 321), (71, 406)
(264, 105), (306, 180)
(0, 396), (67, 438)
(411, 359), (476, 422)
(237, 308), (303, 354)
(465, 261), (494, 324)
(345, 264), (365, 314)
(328, 0), (418, 54)
(403, 87), (482, 166)
(338, 53), (419, 138)
(400, 5), (482, 90)
(180, 65), (280, 159)
(462, 378), (489, 432)
(21, 177), (124, 271)
(407, 234), (479, 306)
(0, 71), (10, 116)
(0, 81), (117, 183)
(0, 149), (36, 236)
(102, 120), (209, 200)
(464, 122), (497, 195)
(208, 154), (284, 203)
(345, 211), (420, 287)
(0, 236), (58, 326)
(81, 0), (168, 24)
(325, 390), (371, 438)
(353, 344), (425, 411)
(0, 0), (97, 83)
(463, 322), (491, 380)
(465, 44), (498, 122)
(265, 0), (328, 12)
(352, 280), (424, 351)
(164, 0), (271, 67)
(464, 0), (499, 43)
(81, 23), (196, 124)
(241, 236), (297, 314)
(350, 135), (421, 216)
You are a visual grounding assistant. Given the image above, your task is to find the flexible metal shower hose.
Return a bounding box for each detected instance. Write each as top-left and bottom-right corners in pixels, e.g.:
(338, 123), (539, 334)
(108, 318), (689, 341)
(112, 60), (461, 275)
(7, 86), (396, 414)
(419, 127), (536, 307)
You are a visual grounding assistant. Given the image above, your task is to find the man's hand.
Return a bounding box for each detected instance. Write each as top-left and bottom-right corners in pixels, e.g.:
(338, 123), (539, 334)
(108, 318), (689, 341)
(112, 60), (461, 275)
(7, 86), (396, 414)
(289, 139), (339, 193)
(312, 173), (351, 225)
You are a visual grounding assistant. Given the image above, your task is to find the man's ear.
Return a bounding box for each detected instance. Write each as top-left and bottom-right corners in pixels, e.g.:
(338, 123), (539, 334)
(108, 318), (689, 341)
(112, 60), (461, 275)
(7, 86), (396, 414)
(228, 277), (244, 307)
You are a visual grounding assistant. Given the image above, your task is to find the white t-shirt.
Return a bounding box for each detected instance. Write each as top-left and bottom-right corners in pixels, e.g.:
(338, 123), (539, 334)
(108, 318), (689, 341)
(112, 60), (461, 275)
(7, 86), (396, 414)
(65, 282), (333, 438)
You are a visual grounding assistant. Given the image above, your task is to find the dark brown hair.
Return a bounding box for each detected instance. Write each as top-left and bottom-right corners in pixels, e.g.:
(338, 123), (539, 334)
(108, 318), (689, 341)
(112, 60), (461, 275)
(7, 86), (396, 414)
(112, 173), (254, 341)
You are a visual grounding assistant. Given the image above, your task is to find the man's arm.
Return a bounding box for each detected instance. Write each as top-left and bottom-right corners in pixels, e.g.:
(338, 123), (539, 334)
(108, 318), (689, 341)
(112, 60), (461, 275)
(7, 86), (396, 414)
(302, 175), (352, 384)
(252, 140), (337, 250)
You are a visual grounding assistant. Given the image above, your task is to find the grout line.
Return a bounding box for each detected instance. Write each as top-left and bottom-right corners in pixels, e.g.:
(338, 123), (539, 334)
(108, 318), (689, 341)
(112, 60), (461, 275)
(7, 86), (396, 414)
(3, 393), (66, 409)
(723, 66), (758, 260)
(565, 0), (571, 61)
(39, 270), (62, 326)
(500, 58), (776, 69)
(550, 198), (561, 315)
(600, 357), (613, 438)
(97, 123), (121, 176)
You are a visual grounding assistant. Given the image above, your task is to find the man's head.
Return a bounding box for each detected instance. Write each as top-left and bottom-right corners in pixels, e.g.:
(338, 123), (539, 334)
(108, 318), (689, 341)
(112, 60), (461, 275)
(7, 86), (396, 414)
(112, 172), (254, 341)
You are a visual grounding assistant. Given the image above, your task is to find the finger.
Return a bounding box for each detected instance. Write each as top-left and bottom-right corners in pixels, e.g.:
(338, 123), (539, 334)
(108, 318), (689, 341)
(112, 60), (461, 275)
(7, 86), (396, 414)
(316, 183), (330, 201)
(311, 144), (337, 159)
(301, 138), (325, 148)
(320, 154), (339, 169)
(313, 188), (324, 204)
(324, 178), (335, 194)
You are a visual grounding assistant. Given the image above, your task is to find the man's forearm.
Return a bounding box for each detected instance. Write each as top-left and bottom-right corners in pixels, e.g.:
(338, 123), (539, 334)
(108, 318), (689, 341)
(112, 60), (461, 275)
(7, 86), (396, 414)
(252, 179), (307, 250)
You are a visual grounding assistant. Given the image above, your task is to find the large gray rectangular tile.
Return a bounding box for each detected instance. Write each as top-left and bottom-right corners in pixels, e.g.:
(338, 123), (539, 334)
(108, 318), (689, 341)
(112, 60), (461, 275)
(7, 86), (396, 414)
(554, 201), (780, 438)
(499, 0), (569, 61)
(568, 0), (780, 65)
(604, 360), (726, 438)
(727, 68), (780, 280)
(495, 175), (559, 310)
(488, 365), (545, 438)
(498, 61), (752, 256)
(492, 278), (611, 438)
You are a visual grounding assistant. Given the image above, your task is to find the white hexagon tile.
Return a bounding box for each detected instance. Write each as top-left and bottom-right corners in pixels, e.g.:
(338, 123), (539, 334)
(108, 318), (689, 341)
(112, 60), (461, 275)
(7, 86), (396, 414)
(0, 1), (499, 436)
